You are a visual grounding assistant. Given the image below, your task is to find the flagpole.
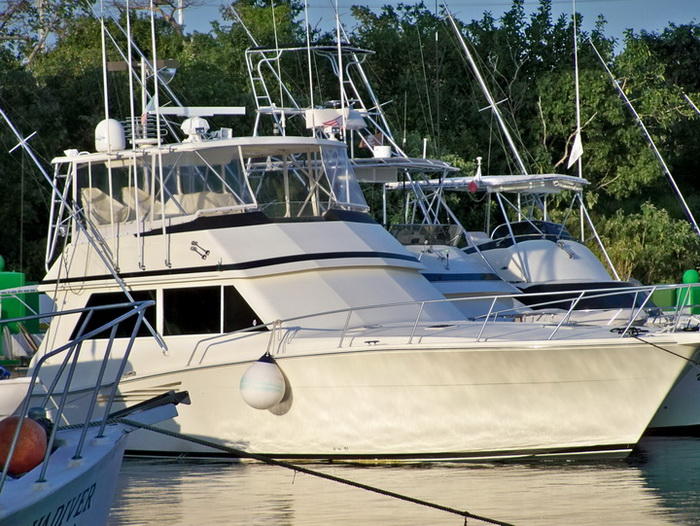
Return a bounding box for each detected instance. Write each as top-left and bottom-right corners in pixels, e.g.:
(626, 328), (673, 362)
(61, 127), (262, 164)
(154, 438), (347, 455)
(572, 0), (585, 241)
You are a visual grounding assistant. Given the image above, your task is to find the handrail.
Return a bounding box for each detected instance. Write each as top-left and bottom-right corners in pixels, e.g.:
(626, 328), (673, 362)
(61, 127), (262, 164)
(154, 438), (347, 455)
(0, 300), (153, 493)
(547, 290), (585, 340)
(185, 283), (700, 364)
(476, 296), (498, 342)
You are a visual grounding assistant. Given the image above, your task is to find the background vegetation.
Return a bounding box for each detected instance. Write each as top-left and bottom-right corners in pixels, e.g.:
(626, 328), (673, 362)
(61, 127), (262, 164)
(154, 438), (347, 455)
(0, 0), (698, 284)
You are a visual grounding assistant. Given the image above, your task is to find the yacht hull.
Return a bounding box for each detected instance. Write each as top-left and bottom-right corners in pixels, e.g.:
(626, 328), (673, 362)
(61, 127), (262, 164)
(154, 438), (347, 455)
(646, 364), (700, 435)
(100, 335), (696, 460)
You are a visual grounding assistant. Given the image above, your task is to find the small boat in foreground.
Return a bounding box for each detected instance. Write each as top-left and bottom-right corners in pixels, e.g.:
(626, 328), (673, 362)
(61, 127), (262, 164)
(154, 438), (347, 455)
(0, 300), (187, 526)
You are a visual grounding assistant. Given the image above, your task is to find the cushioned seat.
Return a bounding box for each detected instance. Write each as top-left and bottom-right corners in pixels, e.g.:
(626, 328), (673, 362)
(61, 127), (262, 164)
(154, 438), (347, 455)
(81, 187), (129, 224)
(165, 192), (241, 215)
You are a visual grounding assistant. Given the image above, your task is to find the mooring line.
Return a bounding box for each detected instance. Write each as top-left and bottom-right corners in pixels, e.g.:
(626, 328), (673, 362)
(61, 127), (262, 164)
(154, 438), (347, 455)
(118, 418), (514, 526)
(629, 333), (700, 368)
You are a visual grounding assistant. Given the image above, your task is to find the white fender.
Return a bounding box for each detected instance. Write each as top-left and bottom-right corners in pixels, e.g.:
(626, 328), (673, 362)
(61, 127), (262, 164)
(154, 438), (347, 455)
(240, 354), (286, 410)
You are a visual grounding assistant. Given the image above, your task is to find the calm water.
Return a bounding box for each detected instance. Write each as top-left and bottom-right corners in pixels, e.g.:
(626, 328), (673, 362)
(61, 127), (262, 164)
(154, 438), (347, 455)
(107, 437), (700, 526)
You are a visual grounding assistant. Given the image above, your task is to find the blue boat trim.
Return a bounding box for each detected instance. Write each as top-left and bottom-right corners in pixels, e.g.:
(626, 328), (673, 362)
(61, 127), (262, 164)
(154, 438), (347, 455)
(423, 272), (502, 282)
(41, 251), (420, 285)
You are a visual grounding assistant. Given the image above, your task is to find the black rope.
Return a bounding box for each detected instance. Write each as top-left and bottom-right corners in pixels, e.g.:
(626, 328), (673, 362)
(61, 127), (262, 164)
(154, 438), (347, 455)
(632, 334), (700, 368)
(612, 327), (700, 368)
(118, 418), (514, 526)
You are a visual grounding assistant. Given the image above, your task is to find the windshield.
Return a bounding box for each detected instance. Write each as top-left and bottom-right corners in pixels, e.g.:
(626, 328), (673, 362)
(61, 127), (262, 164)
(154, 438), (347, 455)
(73, 141), (368, 225)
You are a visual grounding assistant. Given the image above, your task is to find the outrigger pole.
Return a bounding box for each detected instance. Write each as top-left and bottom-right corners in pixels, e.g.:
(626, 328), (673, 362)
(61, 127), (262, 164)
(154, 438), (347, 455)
(0, 106), (168, 353)
(590, 39), (700, 239)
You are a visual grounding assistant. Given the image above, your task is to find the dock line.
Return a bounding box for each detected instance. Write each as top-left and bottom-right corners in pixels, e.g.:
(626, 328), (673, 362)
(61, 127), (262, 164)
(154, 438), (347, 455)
(117, 418), (515, 526)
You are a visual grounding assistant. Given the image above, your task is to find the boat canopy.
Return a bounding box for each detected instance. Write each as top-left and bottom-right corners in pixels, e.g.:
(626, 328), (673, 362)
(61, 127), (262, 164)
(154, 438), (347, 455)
(52, 137), (368, 226)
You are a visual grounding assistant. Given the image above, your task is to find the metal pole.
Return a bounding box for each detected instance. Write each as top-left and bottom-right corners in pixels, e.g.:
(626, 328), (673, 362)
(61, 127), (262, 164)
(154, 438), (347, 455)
(590, 39), (700, 238)
(445, 11), (528, 175)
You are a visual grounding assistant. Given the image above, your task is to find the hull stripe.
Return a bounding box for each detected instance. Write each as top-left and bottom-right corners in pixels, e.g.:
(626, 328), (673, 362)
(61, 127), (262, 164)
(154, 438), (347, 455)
(42, 251), (420, 285)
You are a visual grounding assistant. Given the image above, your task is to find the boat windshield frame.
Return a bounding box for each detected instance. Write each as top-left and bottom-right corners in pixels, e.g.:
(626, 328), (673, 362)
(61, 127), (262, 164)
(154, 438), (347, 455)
(51, 137), (369, 234)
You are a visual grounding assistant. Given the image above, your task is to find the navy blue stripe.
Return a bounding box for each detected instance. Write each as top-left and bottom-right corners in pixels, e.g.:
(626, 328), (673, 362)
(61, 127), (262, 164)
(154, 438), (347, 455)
(423, 272), (502, 282)
(41, 251), (419, 285)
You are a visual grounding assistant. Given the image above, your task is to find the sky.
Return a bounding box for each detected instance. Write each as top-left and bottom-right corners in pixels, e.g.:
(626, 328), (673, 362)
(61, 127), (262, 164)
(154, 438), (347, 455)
(182, 0), (699, 40)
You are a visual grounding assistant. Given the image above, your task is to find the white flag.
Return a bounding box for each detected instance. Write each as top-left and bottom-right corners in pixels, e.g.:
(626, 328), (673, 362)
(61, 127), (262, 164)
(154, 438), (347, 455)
(567, 131), (583, 169)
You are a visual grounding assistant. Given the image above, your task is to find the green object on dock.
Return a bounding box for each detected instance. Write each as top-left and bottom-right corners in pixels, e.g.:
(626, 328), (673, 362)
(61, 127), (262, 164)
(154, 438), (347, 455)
(676, 269), (700, 315)
(0, 271), (40, 361)
(651, 288), (676, 309)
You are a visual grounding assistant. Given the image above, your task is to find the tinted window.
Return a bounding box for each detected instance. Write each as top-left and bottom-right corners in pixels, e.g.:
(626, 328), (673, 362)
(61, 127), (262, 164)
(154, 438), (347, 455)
(224, 286), (266, 332)
(72, 290), (156, 339)
(492, 221), (573, 241)
(519, 282), (651, 310)
(163, 286), (221, 335)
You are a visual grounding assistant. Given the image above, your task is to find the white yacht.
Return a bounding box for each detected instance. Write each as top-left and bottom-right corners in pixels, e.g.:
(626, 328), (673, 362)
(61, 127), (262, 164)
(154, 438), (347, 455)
(385, 172), (646, 323)
(22, 112), (699, 460)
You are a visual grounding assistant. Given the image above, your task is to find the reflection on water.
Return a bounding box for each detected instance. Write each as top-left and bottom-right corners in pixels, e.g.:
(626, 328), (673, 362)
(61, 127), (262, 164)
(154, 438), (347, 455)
(108, 437), (700, 526)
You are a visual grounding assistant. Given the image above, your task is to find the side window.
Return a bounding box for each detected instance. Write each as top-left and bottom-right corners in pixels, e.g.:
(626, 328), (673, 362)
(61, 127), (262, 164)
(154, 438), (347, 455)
(72, 290), (156, 339)
(224, 286), (266, 332)
(163, 286), (220, 336)
(161, 285), (266, 336)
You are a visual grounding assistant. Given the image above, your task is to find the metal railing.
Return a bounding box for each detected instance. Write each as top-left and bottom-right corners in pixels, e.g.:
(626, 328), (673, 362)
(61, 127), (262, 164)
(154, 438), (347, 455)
(186, 283), (700, 364)
(0, 300), (153, 493)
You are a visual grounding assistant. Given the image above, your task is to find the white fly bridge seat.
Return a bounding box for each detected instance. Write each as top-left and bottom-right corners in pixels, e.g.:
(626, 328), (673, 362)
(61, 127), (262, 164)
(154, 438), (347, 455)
(83, 187), (245, 225)
(81, 187), (129, 225)
(164, 192), (241, 216)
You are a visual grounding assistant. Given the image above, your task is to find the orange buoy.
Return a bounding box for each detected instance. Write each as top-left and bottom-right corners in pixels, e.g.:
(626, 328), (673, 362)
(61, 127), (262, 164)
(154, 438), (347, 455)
(0, 416), (48, 476)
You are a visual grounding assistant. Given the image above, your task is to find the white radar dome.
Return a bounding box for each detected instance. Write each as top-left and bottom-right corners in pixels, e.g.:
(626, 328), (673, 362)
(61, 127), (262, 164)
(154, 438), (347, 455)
(95, 119), (126, 152)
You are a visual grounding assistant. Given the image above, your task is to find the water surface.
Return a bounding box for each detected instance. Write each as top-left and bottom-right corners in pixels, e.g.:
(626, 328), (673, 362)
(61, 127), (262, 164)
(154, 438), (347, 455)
(108, 437), (700, 525)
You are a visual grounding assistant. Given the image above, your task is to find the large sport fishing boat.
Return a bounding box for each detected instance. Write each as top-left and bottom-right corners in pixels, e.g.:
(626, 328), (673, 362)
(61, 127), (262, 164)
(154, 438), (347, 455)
(28, 109), (700, 461)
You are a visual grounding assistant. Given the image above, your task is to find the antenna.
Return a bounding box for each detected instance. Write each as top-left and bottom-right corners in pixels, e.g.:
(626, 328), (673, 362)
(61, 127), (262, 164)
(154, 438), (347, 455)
(271, 0), (286, 134)
(99, 0), (111, 150)
(571, 0), (585, 240)
(177, 0), (184, 30)
(335, 0), (346, 138)
(304, 0), (315, 136)
(149, 0), (170, 265)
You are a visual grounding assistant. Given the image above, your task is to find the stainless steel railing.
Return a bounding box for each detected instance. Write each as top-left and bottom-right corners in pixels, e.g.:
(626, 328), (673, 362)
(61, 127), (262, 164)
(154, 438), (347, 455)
(0, 300), (153, 493)
(187, 282), (700, 364)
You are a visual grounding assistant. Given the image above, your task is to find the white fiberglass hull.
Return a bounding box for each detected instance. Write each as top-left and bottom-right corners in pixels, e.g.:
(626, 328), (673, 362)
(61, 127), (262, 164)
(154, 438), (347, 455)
(647, 364), (700, 433)
(0, 425), (127, 526)
(113, 331), (696, 460)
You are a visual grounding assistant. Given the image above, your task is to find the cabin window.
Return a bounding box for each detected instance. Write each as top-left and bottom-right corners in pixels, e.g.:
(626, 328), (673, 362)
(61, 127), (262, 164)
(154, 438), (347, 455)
(247, 152), (325, 218)
(321, 145), (368, 210)
(76, 163), (133, 225)
(224, 286), (265, 332)
(162, 285), (265, 336)
(163, 286), (220, 335)
(71, 290), (156, 339)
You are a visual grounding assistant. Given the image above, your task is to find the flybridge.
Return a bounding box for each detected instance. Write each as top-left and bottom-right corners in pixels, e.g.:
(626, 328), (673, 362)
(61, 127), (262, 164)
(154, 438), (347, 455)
(45, 136), (370, 271)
